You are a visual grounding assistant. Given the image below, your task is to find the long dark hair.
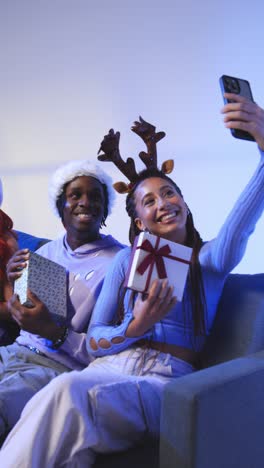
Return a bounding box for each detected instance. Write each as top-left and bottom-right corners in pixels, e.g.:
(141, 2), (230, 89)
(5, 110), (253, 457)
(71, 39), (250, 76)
(125, 168), (207, 338)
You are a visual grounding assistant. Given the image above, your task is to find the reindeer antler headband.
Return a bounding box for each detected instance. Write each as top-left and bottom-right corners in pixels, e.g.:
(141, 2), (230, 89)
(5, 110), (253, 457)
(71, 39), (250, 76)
(97, 116), (174, 194)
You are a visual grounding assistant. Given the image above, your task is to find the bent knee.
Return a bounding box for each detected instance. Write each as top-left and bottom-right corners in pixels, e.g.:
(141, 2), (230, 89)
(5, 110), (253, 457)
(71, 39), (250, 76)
(48, 371), (81, 393)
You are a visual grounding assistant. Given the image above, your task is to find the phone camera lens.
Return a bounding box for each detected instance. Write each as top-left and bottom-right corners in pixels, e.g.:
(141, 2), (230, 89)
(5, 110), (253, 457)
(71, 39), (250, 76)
(224, 77), (240, 94)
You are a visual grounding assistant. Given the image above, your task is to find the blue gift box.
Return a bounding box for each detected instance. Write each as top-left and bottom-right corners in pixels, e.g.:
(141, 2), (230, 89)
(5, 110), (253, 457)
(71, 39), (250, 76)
(14, 251), (68, 325)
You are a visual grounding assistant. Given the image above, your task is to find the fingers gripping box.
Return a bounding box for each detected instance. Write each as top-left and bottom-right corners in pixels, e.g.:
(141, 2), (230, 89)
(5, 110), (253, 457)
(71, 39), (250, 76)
(124, 232), (193, 301)
(14, 251), (68, 325)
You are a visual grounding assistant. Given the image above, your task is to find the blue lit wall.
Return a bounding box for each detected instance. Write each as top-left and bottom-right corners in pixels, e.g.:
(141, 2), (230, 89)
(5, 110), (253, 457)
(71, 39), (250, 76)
(1, 0), (263, 273)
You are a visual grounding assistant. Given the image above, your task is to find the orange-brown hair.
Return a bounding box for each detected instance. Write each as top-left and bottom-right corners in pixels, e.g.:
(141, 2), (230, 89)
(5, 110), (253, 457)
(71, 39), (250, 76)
(0, 209), (15, 281)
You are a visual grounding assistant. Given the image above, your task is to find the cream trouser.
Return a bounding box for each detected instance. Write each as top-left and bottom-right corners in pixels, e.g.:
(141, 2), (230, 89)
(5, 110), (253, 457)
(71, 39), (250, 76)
(0, 343), (69, 441)
(0, 347), (194, 467)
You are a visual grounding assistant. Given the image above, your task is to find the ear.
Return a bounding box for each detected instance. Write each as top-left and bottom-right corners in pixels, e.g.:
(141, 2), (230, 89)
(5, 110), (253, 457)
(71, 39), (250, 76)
(134, 217), (145, 232)
(113, 181), (130, 194)
(161, 159), (174, 174)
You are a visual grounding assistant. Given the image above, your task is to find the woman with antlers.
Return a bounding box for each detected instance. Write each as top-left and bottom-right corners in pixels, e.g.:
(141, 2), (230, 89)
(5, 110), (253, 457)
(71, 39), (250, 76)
(0, 93), (264, 467)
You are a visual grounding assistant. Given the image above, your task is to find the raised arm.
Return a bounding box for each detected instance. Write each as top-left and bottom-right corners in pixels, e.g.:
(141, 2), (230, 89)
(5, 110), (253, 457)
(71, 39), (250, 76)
(200, 94), (264, 274)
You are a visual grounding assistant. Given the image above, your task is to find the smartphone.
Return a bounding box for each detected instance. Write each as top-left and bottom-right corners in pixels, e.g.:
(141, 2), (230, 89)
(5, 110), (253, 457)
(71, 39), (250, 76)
(219, 75), (255, 141)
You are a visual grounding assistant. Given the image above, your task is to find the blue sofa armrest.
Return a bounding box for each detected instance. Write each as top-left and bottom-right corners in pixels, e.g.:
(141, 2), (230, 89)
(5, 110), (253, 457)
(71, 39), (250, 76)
(160, 350), (264, 468)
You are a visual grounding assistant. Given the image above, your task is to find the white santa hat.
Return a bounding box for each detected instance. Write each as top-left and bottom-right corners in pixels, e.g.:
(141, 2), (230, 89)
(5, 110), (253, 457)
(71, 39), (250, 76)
(48, 159), (115, 218)
(0, 178), (3, 207)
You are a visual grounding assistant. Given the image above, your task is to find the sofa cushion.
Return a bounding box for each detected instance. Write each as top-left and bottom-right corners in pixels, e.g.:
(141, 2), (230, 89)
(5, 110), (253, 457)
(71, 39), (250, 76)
(202, 273), (264, 367)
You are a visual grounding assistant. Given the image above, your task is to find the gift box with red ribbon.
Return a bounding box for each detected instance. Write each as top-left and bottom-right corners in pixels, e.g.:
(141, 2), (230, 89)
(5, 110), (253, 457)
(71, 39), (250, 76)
(124, 232), (193, 301)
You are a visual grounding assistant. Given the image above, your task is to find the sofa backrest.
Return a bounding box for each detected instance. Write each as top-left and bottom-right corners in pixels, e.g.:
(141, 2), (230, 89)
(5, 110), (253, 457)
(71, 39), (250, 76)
(202, 273), (264, 368)
(16, 231), (51, 252)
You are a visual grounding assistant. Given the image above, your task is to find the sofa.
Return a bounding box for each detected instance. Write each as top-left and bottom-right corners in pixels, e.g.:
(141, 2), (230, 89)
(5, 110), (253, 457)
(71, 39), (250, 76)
(17, 231), (264, 468)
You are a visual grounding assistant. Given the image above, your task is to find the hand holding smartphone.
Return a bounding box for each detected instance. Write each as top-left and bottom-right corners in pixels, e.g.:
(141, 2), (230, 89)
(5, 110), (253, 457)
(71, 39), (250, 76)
(219, 75), (255, 141)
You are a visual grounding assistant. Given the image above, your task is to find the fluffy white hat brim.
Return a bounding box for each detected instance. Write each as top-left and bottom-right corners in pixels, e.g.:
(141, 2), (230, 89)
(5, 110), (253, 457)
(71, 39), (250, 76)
(49, 160), (116, 218)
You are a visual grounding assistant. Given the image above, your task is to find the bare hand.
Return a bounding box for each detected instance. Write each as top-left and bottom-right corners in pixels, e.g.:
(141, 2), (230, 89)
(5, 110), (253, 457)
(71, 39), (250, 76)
(126, 279), (177, 337)
(6, 249), (30, 284)
(8, 289), (61, 340)
(222, 93), (264, 150)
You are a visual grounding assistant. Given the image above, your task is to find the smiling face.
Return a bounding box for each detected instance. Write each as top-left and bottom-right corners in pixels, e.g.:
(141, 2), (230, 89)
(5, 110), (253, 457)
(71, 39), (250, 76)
(134, 177), (188, 243)
(62, 175), (106, 249)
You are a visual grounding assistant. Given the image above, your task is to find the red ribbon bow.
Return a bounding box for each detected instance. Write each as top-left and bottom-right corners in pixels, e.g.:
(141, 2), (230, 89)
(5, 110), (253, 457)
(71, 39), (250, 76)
(136, 239), (171, 279)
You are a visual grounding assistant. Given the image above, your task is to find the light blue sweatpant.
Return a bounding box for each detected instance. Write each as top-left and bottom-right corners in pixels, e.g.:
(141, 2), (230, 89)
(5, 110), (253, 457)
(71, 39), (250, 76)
(0, 343), (70, 441)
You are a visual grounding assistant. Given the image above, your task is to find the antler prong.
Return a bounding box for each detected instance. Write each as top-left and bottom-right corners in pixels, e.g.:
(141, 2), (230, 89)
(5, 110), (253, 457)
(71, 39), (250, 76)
(131, 116), (165, 169)
(97, 129), (138, 182)
(97, 118), (167, 192)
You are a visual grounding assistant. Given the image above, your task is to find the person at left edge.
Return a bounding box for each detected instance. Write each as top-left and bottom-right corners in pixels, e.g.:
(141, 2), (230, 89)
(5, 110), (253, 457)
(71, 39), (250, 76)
(0, 178), (20, 345)
(0, 160), (124, 443)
